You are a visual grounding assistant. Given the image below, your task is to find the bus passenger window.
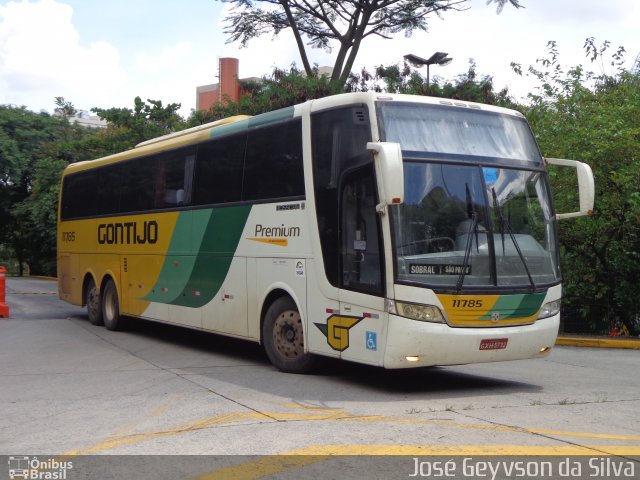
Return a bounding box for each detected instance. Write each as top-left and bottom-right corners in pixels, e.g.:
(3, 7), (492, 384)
(243, 119), (304, 201)
(193, 135), (244, 205)
(155, 150), (194, 208)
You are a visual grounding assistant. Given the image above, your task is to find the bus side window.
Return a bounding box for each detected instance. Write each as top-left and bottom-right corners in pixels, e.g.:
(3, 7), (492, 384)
(155, 149), (195, 209)
(193, 134), (245, 206)
(60, 171), (98, 220)
(243, 119), (304, 201)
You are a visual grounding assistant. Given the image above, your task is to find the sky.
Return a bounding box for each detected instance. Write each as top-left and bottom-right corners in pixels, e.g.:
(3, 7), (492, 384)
(0, 0), (638, 117)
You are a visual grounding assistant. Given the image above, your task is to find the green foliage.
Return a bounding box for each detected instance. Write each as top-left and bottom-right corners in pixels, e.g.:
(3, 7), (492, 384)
(54, 97), (77, 118)
(93, 96), (185, 150)
(1, 106), (54, 274)
(520, 39), (640, 335)
(189, 60), (515, 127)
(187, 66), (343, 125)
(13, 156), (68, 275)
(1, 97), (186, 276)
(349, 59), (515, 106)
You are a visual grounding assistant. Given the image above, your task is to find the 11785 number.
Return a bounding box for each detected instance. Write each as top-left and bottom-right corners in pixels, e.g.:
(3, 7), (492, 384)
(452, 299), (483, 308)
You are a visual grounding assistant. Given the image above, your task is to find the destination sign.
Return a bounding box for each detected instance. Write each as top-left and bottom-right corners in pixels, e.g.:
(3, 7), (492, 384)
(409, 264), (471, 275)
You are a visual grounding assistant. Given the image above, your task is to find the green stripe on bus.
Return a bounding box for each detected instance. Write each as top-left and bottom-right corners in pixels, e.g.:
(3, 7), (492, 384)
(209, 119), (248, 139)
(143, 212), (199, 304)
(248, 106), (295, 128)
(480, 292), (546, 320)
(145, 205), (251, 308)
(208, 107), (295, 140)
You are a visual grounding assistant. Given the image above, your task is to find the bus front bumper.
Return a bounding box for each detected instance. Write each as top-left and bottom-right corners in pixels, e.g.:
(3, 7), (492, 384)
(383, 314), (559, 369)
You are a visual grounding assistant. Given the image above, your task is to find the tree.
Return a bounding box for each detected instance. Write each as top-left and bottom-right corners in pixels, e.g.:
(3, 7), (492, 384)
(519, 40), (640, 335)
(218, 0), (522, 84)
(349, 58), (514, 106)
(13, 156), (68, 275)
(54, 96), (77, 118)
(0, 100), (111, 276)
(92, 96), (185, 149)
(187, 65), (343, 125)
(188, 59), (516, 128)
(0, 106), (59, 274)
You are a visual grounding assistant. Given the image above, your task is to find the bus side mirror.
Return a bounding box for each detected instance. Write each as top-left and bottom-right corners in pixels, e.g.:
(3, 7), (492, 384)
(367, 142), (404, 213)
(545, 158), (595, 220)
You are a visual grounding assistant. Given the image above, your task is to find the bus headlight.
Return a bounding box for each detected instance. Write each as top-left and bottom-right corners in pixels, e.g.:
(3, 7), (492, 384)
(390, 300), (445, 323)
(537, 300), (561, 320)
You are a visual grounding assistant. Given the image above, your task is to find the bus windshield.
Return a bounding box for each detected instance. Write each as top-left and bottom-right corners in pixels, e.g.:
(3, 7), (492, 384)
(378, 101), (558, 290)
(377, 101), (542, 164)
(391, 163), (560, 290)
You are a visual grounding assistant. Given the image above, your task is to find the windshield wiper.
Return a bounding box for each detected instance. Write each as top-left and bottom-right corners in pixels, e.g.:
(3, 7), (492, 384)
(456, 184), (479, 292)
(491, 187), (536, 291)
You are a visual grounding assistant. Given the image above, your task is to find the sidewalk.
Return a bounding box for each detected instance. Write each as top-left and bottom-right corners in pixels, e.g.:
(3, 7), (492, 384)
(556, 335), (640, 349)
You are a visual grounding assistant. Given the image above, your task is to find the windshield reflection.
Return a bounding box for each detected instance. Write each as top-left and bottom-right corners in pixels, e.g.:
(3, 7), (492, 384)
(377, 102), (543, 164)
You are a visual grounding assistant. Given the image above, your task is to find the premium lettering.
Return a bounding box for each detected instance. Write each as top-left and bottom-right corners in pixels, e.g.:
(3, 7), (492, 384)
(254, 224), (300, 238)
(98, 220), (158, 245)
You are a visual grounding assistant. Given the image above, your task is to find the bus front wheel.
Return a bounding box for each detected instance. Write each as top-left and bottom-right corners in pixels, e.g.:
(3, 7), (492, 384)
(86, 278), (103, 326)
(102, 279), (123, 331)
(262, 297), (316, 374)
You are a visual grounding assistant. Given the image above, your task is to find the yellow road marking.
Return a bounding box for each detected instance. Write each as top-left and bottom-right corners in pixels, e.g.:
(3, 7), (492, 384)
(274, 402), (341, 413)
(387, 417), (640, 442)
(556, 336), (640, 349)
(64, 405), (640, 455)
(64, 411), (264, 455)
(105, 396), (181, 439)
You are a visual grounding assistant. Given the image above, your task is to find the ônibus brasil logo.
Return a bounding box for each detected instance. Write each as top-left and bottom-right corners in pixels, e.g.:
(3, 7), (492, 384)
(8, 456), (73, 480)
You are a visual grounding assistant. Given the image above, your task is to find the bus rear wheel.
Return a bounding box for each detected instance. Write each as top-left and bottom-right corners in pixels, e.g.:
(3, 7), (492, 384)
(102, 279), (124, 331)
(86, 278), (103, 326)
(262, 297), (316, 373)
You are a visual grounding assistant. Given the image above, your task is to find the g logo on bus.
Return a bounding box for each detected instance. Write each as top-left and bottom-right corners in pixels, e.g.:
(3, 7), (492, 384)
(491, 312), (501, 322)
(314, 314), (363, 351)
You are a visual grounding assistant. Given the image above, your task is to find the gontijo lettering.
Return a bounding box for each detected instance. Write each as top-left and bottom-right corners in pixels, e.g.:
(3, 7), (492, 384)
(98, 220), (158, 245)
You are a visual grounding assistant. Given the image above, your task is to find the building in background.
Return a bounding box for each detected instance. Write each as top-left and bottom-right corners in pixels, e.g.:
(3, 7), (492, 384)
(53, 109), (107, 128)
(196, 58), (334, 112)
(196, 57), (259, 111)
(69, 110), (107, 128)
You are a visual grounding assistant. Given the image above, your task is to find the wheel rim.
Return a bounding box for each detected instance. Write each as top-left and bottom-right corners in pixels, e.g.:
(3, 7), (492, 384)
(272, 309), (304, 359)
(104, 286), (115, 321)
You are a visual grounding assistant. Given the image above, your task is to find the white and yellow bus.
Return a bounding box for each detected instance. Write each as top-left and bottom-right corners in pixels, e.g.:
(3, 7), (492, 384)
(57, 93), (594, 373)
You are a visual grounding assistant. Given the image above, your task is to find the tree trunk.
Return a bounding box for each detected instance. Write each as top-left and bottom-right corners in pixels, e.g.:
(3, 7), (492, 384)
(280, 0), (313, 76)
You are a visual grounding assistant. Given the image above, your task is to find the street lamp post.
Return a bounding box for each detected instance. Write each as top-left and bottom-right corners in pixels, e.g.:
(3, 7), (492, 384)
(403, 52), (453, 88)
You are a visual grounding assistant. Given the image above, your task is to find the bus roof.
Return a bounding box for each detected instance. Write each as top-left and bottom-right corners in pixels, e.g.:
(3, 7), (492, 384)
(62, 92), (523, 176)
(134, 115), (251, 148)
(307, 92), (523, 118)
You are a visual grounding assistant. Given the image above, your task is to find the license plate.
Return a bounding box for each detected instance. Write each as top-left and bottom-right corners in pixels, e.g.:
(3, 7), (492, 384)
(479, 338), (508, 350)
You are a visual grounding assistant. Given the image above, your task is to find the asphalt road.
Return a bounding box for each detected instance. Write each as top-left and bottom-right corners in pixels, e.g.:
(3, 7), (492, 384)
(1, 277), (638, 478)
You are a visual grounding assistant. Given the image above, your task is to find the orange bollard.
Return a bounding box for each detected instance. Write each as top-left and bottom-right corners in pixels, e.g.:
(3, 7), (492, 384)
(0, 265), (9, 318)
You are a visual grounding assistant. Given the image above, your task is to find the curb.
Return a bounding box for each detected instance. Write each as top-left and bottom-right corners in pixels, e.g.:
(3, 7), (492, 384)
(556, 336), (640, 350)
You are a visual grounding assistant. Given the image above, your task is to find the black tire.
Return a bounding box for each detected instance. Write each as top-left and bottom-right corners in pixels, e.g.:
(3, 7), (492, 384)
(101, 279), (124, 331)
(86, 277), (103, 326)
(262, 296), (317, 373)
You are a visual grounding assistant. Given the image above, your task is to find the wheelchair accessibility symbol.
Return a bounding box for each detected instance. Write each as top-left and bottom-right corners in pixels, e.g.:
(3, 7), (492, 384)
(366, 331), (377, 351)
